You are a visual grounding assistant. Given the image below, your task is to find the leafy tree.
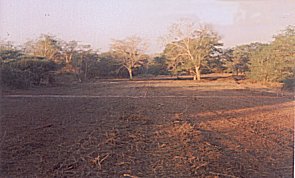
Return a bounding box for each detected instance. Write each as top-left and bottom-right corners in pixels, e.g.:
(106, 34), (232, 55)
(79, 47), (99, 80)
(147, 55), (169, 76)
(248, 44), (274, 82)
(248, 26), (295, 82)
(70, 44), (97, 81)
(95, 52), (123, 78)
(231, 45), (250, 75)
(163, 20), (222, 80)
(206, 51), (226, 73)
(111, 36), (148, 80)
(226, 43), (262, 76)
(222, 48), (234, 73)
(1, 57), (58, 88)
(271, 26), (295, 79)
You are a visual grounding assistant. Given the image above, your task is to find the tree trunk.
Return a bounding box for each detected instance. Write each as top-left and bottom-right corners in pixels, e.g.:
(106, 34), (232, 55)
(194, 66), (201, 81)
(76, 68), (82, 82)
(69, 54), (73, 64)
(197, 68), (201, 81)
(128, 68), (133, 80)
(84, 62), (88, 79)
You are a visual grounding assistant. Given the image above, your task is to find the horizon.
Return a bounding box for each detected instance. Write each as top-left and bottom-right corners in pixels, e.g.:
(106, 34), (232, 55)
(0, 0), (294, 54)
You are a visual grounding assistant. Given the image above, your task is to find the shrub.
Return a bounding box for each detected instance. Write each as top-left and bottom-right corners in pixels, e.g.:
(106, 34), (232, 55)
(147, 56), (169, 76)
(89, 58), (124, 78)
(283, 77), (295, 91)
(248, 26), (295, 83)
(1, 65), (32, 89)
(1, 58), (58, 88)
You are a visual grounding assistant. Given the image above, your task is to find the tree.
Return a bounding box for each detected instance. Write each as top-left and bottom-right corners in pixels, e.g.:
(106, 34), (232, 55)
(206, 50), (226, 73)
(271, 25), (295, 79)
(222, 48), (234, 73)
(1, 41), (59, 88)
(61, 40), (78, 64)
(163, 20), (222, 80)
(248, 44), (274, 82)
(111, 36), (148, 80)
(231, 45), (249, 75)
(79, 46), (99, 80)
(248, 26), (295, 82)
(164, 43), (187, 77)
(71, 44), (95, 82)
(147, 55), (169, 76)
(24, 34), (62, 62)
(0, 41), (23, 61)
(227, 43), (262, 76)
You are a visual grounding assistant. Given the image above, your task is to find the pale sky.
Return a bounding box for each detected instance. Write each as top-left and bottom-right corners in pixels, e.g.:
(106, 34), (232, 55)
(0, 0), (294, 53)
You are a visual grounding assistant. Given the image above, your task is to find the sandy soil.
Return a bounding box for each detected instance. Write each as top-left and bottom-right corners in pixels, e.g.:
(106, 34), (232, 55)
(1, 77), (294, 177)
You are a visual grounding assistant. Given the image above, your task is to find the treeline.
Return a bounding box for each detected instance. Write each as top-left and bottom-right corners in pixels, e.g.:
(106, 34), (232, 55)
(1, 22), (294, 89)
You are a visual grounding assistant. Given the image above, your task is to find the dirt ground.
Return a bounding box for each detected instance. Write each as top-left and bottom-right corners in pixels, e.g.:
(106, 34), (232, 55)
(1, 76), (294, 177)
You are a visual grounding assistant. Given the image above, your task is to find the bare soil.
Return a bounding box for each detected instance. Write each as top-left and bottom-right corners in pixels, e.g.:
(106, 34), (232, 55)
(1, 76), (294, 177)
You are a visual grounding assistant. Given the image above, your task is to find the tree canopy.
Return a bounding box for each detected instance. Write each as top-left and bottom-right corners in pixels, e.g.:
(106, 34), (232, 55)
(111, 36), (148, 79)
(163, 20), (222, 80)
(1, 24), (294, 88)
(248, 26), (295, 82)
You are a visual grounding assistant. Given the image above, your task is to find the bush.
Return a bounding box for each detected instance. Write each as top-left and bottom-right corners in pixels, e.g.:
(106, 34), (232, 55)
(283, 77), (295, 91)
(1, 58), (58, 88)
(146, 56), (169, 76)
(1, 66), (32, 89)
(147, 64), (169, 76)
(87, 58), (124, 78)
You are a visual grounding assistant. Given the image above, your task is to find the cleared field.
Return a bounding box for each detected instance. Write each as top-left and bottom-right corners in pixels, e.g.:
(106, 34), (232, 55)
(1, 78), (294, 177)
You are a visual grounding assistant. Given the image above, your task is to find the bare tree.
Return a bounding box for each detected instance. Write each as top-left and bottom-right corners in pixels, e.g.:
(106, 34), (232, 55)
(77, 45), (98, 80)
(61, 40), (78, 64)
(163, 20), (222, 80)
(69, 44), (93, 82)
(24, 34), (61, 62)
(111, 36), (148, 80)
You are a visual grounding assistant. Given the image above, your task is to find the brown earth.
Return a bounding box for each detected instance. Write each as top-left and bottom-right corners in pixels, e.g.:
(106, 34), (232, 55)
(0, 76), (294, 177)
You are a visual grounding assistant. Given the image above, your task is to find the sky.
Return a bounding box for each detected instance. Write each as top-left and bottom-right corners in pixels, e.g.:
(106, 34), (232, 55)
(0, 0), (294, 53)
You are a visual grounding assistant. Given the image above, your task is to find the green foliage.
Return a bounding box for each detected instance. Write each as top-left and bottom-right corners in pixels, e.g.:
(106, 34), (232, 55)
(225, 43), (263, 76)
(221, 48), (233, 73)
(147, 56), (169, 76)
(1, 65), (32, 89)
(205, 57), (226, 73)
(283, 77), (295, 91)
(1, 58), (59, 88)
(87, 51), (149, 79)
(0, 41), (24, 61)
(248, 26), (295, 82)
(0, 49), (23, 61)
(248, 45), (276, 82)
(92, 52), (125, 78)
(204, 47), (225, 73)
(232, 45), (250, 75)
(1, 25), (294, 86)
